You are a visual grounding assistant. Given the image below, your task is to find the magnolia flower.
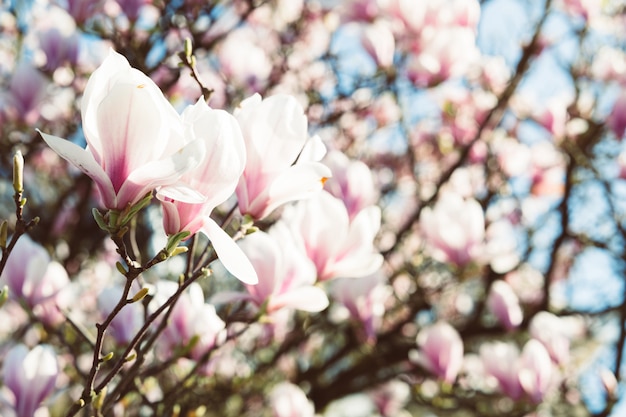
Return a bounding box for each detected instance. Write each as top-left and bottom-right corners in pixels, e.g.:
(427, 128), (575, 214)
(480, 341), (524, 400)
(97, 285), (142, 344)
(269, 382), (315, 417)
(284, 191), (383, 281)
(39, 49), (204, 211)
(158, 98), (257, 285)
(151, 281), (225, 360)
(518, 339), (554, 403)
(212, 226), (329, 314)
(360, 20), (395, 68)
(2, 344), (59, 417)
(413, 321), (464, 384)
(529, 311), (580, 365)
(1, 235), (70, 325)
(331, 274), (391, 343)
(323, 150), (378, 220)
(420, 191), (484, 267)
(235, 93), (331, 220)
(486, 280), (523, 330)
(481, 339), (554, 403)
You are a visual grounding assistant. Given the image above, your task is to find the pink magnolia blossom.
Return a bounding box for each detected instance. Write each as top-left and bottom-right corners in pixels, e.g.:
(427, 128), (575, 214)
(40, 49), (205, 211)
(284, 191), (383, 281)
(97, 285), (142, 345)
(420, 192), (484, 267)
(269, 382), (315, 417)
(323, 150), (378, 220)
(151, 281), (226, 360)
(518, 339), (554, 403)
(413, 321), (464, 384)
(235, 93), (331, 220)
(481, 340), (554, 403)
(486, 280), (523, 330)
(480, 341), (524, 400)
(4, 63), (47, 124)
(217, 28), (273, 92)
(360, 20), (395, 68)
(529, 311), (583, 365)
(331, 274), (391, 343)
(213, 226), (328, 314)
(2, 344), (58, 417)
(608, 91), (626, 140)
(368, 380), (410, 417)
(158, 98), (257, 285)
(0, 235), (70, 325)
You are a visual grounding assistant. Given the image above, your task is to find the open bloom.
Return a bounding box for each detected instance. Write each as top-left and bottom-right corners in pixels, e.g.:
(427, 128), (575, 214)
(213, 226), (328, 314)
(235, 93), (331, 220)
(158, 99), (257, 285)
(1, 235), (70, 325)
(420, 191), (484, 267)
(2, 344), (58, 417)
(151, 281), (226, 360)
(413, 321), (464, 384)
(284, 191), (383, 281)
(40, 49), (204, 210)
(486, 280), (523, 330)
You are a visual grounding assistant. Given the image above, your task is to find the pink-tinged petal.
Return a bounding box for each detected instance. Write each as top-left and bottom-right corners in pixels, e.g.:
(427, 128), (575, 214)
(81, 49), (132, 160)
(210, 291), (254, 305)
(200, 217), (258, 285)
(157, 183), (207, 204)
(236, 94), (308, 173)
(270, 286), (329, 312)
(238, 231), (282, 302)
(116, 138), (206, 208)
(38, 130), (116, 207)
(260, 162), (332, 219)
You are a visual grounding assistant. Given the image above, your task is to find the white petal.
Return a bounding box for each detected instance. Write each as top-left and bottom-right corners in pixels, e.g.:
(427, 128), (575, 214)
(264, 162), (332, 216)
(200, 217), (258, 285)
(271, 286), (329, 312)
(38, 131), (116, 206)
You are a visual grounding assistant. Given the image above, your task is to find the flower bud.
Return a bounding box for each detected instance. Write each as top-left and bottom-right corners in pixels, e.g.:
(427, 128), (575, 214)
(13, 150), (24, 194)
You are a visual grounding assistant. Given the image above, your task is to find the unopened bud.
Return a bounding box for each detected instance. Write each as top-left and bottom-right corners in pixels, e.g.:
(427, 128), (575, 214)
(0, 220), (8, 249)
(184, 38), (193, 59)
(100, 352), (114, 362)
(130, 287), (149, 303)
(93, 387), (107, 411)
(13, 151), (23, 194)
(0, 286), (8, 309)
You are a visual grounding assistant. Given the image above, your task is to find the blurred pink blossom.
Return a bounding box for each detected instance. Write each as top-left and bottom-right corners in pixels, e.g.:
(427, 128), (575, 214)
(2, 344), (58, 417)
(413, 321), (464, 384)
(608, 91), (626, 140)
(0, 235), (70, 326)
(323, 150), (378, 220)
(269, 382), (315, 417)
(97, 285), (142, 345)
(151, 281), (226, 360)
(285, 191), (383, 281)
(480, 341), (524, 400)
(4, 63), (47, 124)
(420, 192), (484, 267)
(360, 20), (395, 68)
(368, 380), (410, 417)
(518, 339), (554, 403)
(235, 93), (331, 220)
(213, 227), (329, 314)
(529, 311), (583, 365)
(486, 280), (523, 330)
(40, 49), (205, 210)
(331, 274), (391, 343)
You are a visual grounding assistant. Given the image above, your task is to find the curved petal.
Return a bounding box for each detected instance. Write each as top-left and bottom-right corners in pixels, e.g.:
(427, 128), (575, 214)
(262, 162), (332, 218)
(200, 217), (258, 285)
(270, 286), (329, 313)
(117, 138), (206, 208)
(38, 130), (116, 207)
